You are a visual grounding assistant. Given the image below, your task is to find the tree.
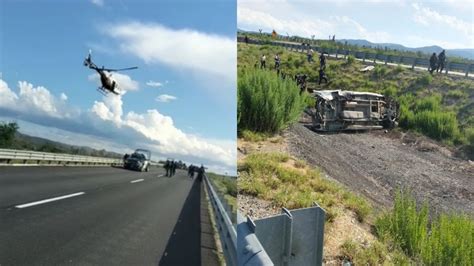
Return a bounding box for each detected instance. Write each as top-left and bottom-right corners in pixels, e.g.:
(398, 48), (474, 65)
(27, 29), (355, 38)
(0, 122), (19, 147)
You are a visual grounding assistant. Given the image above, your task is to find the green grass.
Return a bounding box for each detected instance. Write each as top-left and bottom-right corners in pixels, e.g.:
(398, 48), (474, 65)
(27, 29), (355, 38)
(238, 43), (474, 155)
(341, 239), (411, 265)
(240, 129), (271, 142)
(376, 190), (474, 265)
(207, 173), (237, 212)
(238, 68), (308, 134)
(238, 152), (371, 222)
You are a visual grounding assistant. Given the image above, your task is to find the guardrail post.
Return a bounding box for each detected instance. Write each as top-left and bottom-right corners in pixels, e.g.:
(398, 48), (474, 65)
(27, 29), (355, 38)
(465, 64), (471, 77)
(412, 57), (417, 70)
(245, 204), (326, 266)
(362, 52), (366, 62)
(445, 62), (450, 74)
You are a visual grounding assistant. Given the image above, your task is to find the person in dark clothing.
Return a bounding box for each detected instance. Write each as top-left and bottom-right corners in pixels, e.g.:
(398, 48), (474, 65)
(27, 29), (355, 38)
(307, 49), (314, 63)
(319, 68), (328, 85)
(171, 160), (177, 176)
(319, 53), (327, 70)
(437, 50), (446, 73)
(295, 74), (307, 94)
(244, 35), (249, 44)
(274, 54), (281, 69)
(260, 54), (266, 69)
(197, 164), (205, 182)
(123, 153), (129, 165)
(429, 53), (438, 74)
(164, 160), (170, 177)
(188, 164), (195, 178)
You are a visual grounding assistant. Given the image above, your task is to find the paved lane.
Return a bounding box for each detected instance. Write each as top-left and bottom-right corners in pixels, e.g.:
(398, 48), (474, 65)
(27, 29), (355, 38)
(0, 166), (213, 265)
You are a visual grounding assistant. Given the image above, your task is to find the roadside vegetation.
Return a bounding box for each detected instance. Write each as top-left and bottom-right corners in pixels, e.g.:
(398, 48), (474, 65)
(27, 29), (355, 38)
(238, 41), (473, 264)
(376, 191), (473, 265)
(239, 32), (474, 65)
(0, 121), (121, 158)
(238, 42), (474, 158)
(238, 68), (308, 134)
(207, 172), (237, 214)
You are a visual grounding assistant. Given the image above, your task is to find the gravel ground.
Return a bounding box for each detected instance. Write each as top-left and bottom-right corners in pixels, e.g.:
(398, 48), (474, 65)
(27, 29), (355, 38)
(287, 122), (474, 215)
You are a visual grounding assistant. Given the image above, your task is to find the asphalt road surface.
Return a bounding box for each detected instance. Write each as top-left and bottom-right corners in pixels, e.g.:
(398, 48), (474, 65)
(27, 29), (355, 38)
(0, 166), (216, 265)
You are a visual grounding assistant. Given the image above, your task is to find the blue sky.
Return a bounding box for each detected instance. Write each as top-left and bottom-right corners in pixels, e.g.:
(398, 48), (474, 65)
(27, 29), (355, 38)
(238, 0), (473, 49)
(0, 0), (237, 174)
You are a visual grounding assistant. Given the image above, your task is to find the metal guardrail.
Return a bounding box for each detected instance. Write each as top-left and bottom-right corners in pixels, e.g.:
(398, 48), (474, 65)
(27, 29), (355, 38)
(238, 37), (474, 77)
(204, 174), (238, 266)
(0, 148), (122, 166)
(204, 172), (326, 265)
(238, 204), (326, 266)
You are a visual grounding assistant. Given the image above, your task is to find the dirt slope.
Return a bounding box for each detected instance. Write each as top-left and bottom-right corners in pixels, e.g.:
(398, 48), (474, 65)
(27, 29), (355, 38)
(287, 122), (473, 215)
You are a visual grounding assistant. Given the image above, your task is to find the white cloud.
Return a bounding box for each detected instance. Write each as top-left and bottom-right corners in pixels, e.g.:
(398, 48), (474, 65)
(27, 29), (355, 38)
(146, 80), (164, 88)
(237, 6), (391, 43)
(90, 0), (104, 7)
(0, 80), (74, 119)
(155, 94), (177, 103)
(412, 3), (473, 44)
(88, 72), (139, 92)
(104, 22), (236, 84)
(0, 78), (236, 173)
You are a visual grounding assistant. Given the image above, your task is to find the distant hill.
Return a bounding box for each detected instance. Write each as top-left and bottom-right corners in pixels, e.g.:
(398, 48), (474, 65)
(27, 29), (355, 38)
(11, 132), (123, 158)
(339, 39), (474, 60)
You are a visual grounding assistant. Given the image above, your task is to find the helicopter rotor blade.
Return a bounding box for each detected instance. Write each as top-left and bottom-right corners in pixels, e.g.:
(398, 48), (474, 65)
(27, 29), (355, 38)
(104, 66), (138, 72)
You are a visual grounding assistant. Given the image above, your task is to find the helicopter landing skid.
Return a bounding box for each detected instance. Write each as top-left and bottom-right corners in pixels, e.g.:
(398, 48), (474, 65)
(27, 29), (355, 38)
(97, 87), (109, 96)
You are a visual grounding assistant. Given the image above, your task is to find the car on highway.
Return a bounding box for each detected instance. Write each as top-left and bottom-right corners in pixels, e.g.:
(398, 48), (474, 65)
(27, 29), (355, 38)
(307, 90), (399, 131)
(124, 149), (151, 172)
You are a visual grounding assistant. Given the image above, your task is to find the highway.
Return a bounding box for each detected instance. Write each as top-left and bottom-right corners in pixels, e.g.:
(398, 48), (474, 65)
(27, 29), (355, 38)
(0, 166), (219, 265)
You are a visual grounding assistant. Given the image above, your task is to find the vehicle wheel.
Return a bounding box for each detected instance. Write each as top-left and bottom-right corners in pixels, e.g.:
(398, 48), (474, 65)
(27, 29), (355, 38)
(145, 166), (149, 172)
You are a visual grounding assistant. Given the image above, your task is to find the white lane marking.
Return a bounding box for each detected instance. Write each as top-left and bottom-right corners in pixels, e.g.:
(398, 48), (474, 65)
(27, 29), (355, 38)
(130, 179), (144, 183)
(15, 192), (85, 209)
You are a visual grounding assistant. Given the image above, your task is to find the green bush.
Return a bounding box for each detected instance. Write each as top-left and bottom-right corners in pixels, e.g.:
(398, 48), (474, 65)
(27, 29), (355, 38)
(376, 190), (428, 257)
(398, 94), (461, 142)
(346, 55), (355, 65)
(373, 65), (388, 79)
(376, 190), (474, 265)
(0, 122), (19, 148)
(417, 73), (433, 85)
(238, 68), (307, 133)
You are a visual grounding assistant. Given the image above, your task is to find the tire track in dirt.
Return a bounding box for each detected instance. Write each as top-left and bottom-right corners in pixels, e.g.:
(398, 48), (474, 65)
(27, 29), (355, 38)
(287, 122), (474, 214)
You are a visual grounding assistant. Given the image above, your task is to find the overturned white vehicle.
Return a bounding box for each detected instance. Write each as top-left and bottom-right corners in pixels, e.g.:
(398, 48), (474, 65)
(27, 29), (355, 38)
(307, 90), (399, 131)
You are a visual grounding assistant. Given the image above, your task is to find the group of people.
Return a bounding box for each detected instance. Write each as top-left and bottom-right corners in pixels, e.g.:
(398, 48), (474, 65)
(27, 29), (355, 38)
(163, 159), (178, 177)
(258, 48), (330, 93)
(187, 164), (206, 181)
(429, 50), (447, 74)
(260, 53), (281, 72)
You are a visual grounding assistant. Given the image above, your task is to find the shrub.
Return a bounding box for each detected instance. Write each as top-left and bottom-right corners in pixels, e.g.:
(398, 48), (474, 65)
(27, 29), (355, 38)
(346, 55), (355, 65)
(417, 73), (433, 85)
(373, 65), (388, 79)
(376, 190), (474, 265)
(398, 94), (462, 142)
(238, 68), (307, 133)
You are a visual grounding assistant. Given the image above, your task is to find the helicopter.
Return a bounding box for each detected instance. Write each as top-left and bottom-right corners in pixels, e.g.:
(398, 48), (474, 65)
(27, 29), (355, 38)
(83, 50), (138, 95)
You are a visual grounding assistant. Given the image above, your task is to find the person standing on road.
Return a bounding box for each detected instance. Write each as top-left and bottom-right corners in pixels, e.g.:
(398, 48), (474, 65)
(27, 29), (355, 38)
(164, 159), (170, 177)
(171, 160), (177, 177)
(260, 54), (266, 69)
(197, 164), (205, 182)
(429, 52), (438, 74)
(188, 164), (195, 178)
(437, 50), (446, 73)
